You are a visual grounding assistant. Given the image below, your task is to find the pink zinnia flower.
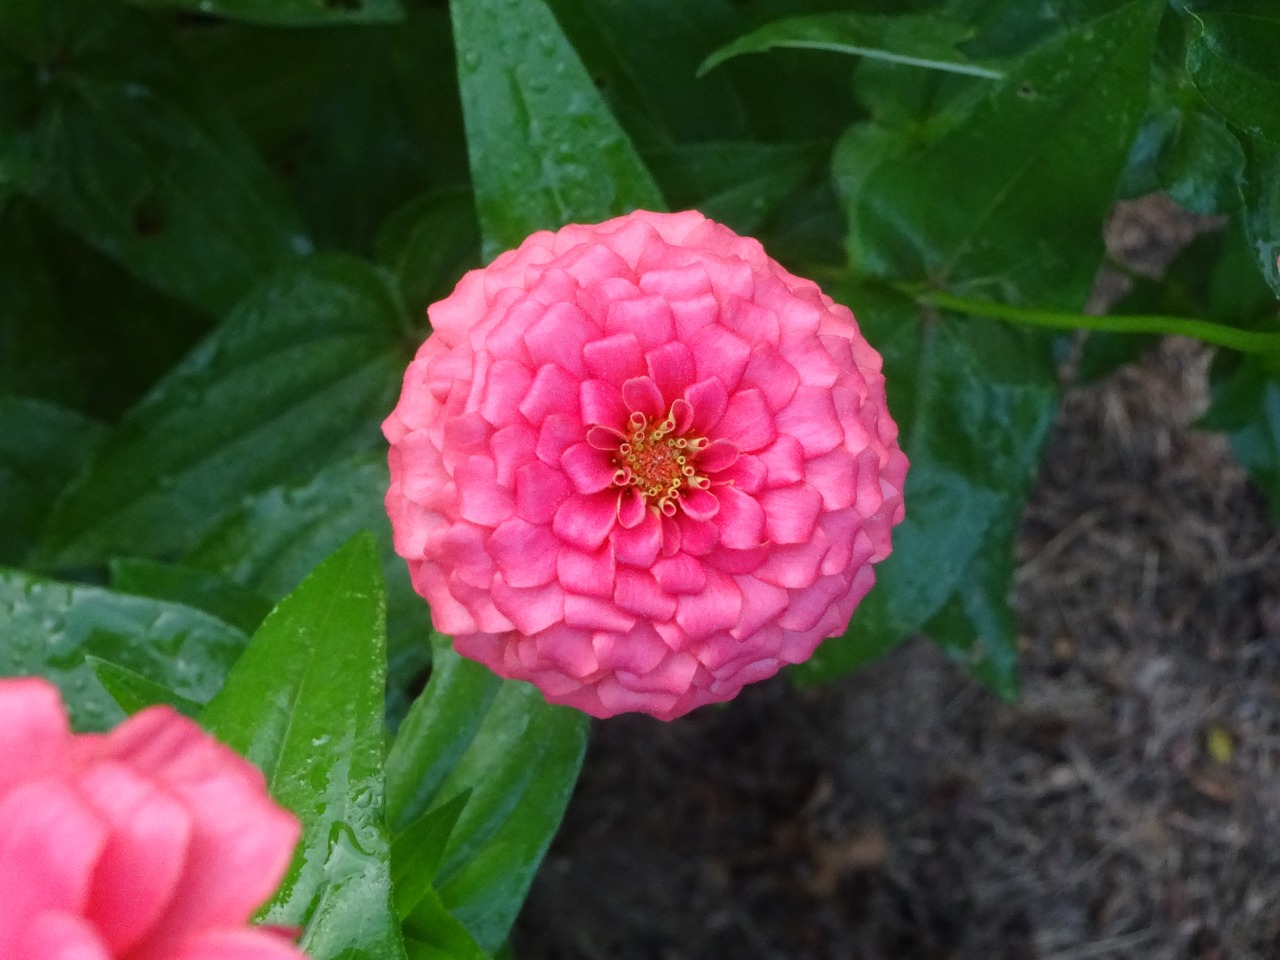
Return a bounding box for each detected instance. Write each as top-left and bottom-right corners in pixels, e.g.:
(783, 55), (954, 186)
(384, 210), (907, 720)
(0, 676), (306, 960)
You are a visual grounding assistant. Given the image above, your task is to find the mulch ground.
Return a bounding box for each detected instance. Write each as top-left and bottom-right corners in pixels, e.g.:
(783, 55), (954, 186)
(513, 202), (1280, 960)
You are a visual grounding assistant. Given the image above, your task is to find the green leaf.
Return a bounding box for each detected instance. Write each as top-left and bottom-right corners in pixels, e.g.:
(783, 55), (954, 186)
(795, 287), (1058, 686)
(403, 891), (491, 960)
(450, 0), (665, 259)
(0, 398), (104, 565)
(700, 12), (1003, 80)
(837, 0), (1161, 308)
(200, 534), (407, 960)
(1240, 140), (1280, 300)
(1183, 1), (1280, 145)
(125, 0), (404, 27)
(36, 255), (410, 569)
(87, 656), (203, 717)
(0, 568), (247, 731)
(376, 190), (481, 323)
(0, 0), (307, 315)
(109, 557), (272, 635)
(385, 638), (588, 954)
(391, 791), (471, 920)
(184, 453), (430, 718)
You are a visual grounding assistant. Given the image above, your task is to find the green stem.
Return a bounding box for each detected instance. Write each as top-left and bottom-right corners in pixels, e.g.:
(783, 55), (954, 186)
(914, 289), (1280, 356)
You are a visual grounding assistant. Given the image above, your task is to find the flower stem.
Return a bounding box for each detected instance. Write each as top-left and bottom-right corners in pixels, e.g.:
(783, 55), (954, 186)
(912, 289), (1280, 357)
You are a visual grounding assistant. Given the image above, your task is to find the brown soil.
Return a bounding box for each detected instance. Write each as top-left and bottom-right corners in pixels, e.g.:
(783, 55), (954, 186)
(513, 200), (1280, 960)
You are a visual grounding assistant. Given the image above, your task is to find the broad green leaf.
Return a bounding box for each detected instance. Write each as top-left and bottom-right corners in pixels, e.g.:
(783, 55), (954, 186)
(403, 891), (490, 960)
(126, 0), (404, 27)
(385, 638), (588, 954)
(545, 0), (753, 143)
(700, 12), (1002, 80)
(1240, 140), (1280, 299)
(36, 255), (410, 568)
(838, 0), (1161, 308)
(201, 535), (407, 960)
(795, 287), (1058, 685)
(392, 792), (471, 921)
(643, 140), (824, 237)
(109, 557), (272, 635)
(0, 398), (104, 565)
(450, 0), (665, 259)
(87, 656), (203, 717)
(1183, 1), (1280, 145)
(0, 568), (246, 731)
(184, 453), (430, 711)
(0, 0), (307, 316)
(376, 190), (481, 323)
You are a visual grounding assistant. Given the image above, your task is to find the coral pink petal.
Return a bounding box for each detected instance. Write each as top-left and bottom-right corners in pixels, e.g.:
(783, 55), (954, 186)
(645, 342), (696, 402)
(0, 780), (107, 954)
(717, 388), (777, 452)
(14, 912), (111, 960)
(77, 762), (192, 954)
(714, 485), (766, 550)
(620, 376), (664, 419)
(167, 927), (308, 960)
(0, 677), (71, 791)
(760, 484), (825, 545)
(674, 571), (744, 641)
(684, 378), (729, 434)
(100, 709), (300, 960)
(552, 492), (618, 550)
(560, 441), (617, 494)
(583, 331), (645, 384)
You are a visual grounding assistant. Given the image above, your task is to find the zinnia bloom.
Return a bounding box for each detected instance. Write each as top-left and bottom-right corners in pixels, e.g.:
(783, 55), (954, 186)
(0, 676), (306, 960)
(384, 210), (907, 720)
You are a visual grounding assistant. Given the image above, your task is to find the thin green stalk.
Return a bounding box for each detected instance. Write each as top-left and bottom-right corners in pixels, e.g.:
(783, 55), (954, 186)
(914, 289), (1280, 356)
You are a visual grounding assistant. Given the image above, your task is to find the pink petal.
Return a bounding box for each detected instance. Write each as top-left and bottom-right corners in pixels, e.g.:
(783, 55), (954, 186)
(645, 342), (696, 403)
(605, 295), (676, 350)
(0, 781), (106, 955)
(556, 543), (617, 598)
(491, 580), (565, 634)
(563, 594), (637, 633)
(716, 388), (776, 452)
(674, 570), (743, 640)
(490, 423), (537, 488)
(582, 332), (645, 385)
(514, 460), (571, 525)
(637, 262), (713, 301)
(714, 485), (766, 550)
(720, 294), (779, 345)
(855, 448), (887, 516)
(454, 456), (514, 527)
(651, 554), (707, 595)
(702, 544), (769, 575)
(519, 364), (580, 425)
(596, 678), (678, 718)
(676, 515), (717, 556)
(523, 301), (594, 377)
(167, 927), (307, 960)
(580, 378), (627, 428)
(803, 449), (858, 510)
(690, 323), (751, 394)
(696, 438), (738, 474)
(756, 435), (805, 487)
(684, 378), (729, 434)
(534, 416), (581, 470)
(560, 441), (617, 494)
(616, 486), (648, 528)
(100, 709), (301, 960)
(0, 677), (70, 792)
(741, 344), (800, 412)
(777, 573), (849, 632)
(620, 376), (664, 419)
(775, 386), (843, 457)
(615, 651), (699, 696)
(670, 292), (720, 341)
(613, 511), (663, 567)
(77, 762), (192, 954)
(536, 627), (601, 679)
(717, 453), (767, 494)
(14, 912), (111, 960)
(489, 517), (559, 587)
(552, 492), (618, 551)
(678, 487), (719, 522)
(760, 483), (824, 544)
(731, 577), (791, 640)
(613, 567), (678, 620)
(477, 358), (534, 425)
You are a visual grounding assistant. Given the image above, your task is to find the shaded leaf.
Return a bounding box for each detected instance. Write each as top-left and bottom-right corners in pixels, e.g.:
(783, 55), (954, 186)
(0, 568), (246, 731)
(376, 190), (481, 323)
(37, 255), (410, 568)
(450, 0), (665, 259)
(109, 557), (272, 635)
(0, 0), (307, 315)
(1203, 355), (1280, 521)
(700, 12), (1002, 80)
(126, 0), (404, 27)
(0, 398), (104, 565)
(1183, 1), (1280, 145)
(385, 637), (588, 953)
(838, 0), (1161, 308)
(87, 656), (203, 717)
(201, 534), (407, 960)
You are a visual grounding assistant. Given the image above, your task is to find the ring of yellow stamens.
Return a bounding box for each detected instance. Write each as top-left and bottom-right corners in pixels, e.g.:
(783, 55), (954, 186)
(613, 410), (709, 516)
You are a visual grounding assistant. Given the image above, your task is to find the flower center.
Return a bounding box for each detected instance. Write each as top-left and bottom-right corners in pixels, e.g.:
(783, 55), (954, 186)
(613, 409), (709, 516)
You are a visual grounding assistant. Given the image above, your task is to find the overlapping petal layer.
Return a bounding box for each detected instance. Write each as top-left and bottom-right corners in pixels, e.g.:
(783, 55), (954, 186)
(0, 677), (305, 960)
(385, 210), (907, 720)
